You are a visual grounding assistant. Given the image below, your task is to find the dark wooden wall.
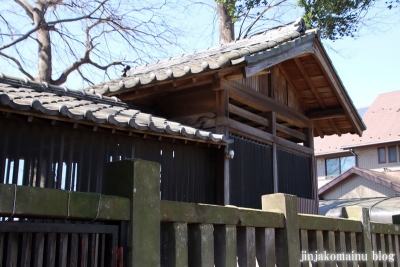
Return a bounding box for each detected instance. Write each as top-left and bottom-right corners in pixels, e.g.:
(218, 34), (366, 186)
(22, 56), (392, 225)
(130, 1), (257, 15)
(229, 136), (313, 209)
(277, 148), (312, 199)
(0, 118), (217, 204)
(229, 136), (273, 209)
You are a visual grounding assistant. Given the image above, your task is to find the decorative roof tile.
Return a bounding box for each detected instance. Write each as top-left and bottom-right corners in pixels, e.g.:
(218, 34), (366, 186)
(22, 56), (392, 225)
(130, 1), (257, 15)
(0, 73), (231, 145)
(86, 18), (314, 94)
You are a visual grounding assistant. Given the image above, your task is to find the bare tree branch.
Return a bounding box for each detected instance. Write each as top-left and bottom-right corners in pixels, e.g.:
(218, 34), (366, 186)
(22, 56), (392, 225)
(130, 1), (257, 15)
(0, 51), (34, 80)
(13, 0), (34, 21)
(241, 0), (287, 39)
(0, 0), (107, 51)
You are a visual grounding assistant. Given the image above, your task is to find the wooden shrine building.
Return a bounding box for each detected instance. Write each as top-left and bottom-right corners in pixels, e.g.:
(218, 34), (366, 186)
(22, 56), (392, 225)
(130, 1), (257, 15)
(0, 19), (365, 215)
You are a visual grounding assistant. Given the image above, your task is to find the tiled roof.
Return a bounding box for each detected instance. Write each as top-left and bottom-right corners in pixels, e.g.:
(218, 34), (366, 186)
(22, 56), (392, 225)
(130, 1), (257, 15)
(0, 73), (231, 144)
(319, 166), (400, 196)
(315, 90), (400, 155)
(87, 18), (314, 94)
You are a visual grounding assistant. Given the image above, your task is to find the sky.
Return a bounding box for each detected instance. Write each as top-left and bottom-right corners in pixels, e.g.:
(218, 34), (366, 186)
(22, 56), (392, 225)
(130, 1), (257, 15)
(323, 23), (400, 108)
(1, 1), (399, 109)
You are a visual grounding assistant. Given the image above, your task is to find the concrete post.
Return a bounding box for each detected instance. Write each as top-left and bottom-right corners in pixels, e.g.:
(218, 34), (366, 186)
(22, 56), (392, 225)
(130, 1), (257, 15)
(262, 193), (300, 267)
(343, 206), (373, 267)
(104, 159), (160, 267)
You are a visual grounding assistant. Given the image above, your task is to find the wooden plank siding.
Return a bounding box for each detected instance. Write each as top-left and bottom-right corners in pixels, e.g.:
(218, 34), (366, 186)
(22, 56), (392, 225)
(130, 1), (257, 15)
(0, 117), (218, 205)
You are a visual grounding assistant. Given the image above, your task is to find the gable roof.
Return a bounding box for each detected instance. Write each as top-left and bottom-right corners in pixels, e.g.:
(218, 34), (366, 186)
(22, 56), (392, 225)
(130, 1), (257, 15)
(87, 19), (310, 94)
(315, 90), (400, 155)
(0, 73), (230, 145)
(86, 18), (365, 138)
(319, 166), (400, 196)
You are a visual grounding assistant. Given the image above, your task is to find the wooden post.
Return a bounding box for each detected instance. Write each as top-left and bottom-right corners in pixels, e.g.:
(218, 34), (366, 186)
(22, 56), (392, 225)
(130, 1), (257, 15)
(214, 225), (237, 267)
(104, 159), (160, 267)
(266, 112), (278, 193)
(262, 193), (300, 267)
(215, 85), (230, 205)
(343, 207), (374, 267)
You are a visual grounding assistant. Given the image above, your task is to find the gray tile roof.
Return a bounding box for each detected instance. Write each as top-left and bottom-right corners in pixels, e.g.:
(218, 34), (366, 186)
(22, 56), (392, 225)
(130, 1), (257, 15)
(87, 18), (316, 94)
(0, 73), (231, 144)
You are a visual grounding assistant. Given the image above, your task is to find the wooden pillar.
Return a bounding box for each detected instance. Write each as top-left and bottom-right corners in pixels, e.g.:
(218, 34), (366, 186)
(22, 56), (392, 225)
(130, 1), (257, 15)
(215, 81), (230, 205)
(267, 112), (278, 193)
(343, 207), (374, 267)
(262, 193), (300, 267)
(104, 159), (160, 267)
(304, 127), (318, 207)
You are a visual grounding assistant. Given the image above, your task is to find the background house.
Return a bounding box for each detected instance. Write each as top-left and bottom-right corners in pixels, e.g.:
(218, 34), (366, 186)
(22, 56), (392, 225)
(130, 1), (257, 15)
(315, 90), (400, 188)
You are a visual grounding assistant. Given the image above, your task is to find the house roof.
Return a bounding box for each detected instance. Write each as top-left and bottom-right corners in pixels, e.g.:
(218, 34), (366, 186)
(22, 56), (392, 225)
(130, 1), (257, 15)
(315, 90), (400, 155)
(0, 73), (231, 145)
(85, 18), (365, 138)
(319, 166), (400, 196)
(86, 18), (310, 94)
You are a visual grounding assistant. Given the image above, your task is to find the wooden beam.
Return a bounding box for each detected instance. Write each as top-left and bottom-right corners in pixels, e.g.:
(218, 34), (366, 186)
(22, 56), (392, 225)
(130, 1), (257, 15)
(277, 64), (308, 111)
(313, 121), (324, 138)
(225, 70), (244, 80)
(119, 76), (214, 101)
(276, 124), (306, 142)
(293, 58), (326, 109)
(329, 118), (341, 136)
(306, 107), (346, 120)
(217, 117), (313, 155)
(228, 104), (270, 128)
(222, 80), (311, 128)
(244, 40), (315, 78)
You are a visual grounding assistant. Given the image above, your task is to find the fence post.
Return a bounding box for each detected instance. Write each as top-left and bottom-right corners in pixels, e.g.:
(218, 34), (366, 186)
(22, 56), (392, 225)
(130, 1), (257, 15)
(104, 159), (160, 267)
(261, 193), (300, 267)
(343, 206), (373, 267)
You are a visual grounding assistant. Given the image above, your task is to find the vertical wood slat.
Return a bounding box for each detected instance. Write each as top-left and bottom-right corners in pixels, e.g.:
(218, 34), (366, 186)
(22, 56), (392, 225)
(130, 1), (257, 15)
(0, 232), (4, 264)
(46, 134), (55, 189)
(387, 234), (395, 267)
(380, 234), (388, 267)
(334, 232), (348, 267)
(56, 133), (65, 190)
(58, 233), (69, 267)
(255, 227), (275, 267)
(316, 230), (325, 267)
(349, 232), (357, 267)
(300, 230), (309, 267)
(33, 232), (45, 267)
(70, 233), (79, 267)
(371, 234), (379, 267)
(90, 233), (98, 267)
(393, 235), (400, 267)
(0, 121), (9, 184)
(237, 227), (256, 267)
(6, 232), (19, 267)
(323, 231), (336, 267)
(81, 233), (89, 267)
(46, 232), (57, 267)
(161, 222), (188, 267)
(20, 232), (32, 267)
(188, 224), (214, 267)
(214, 225), (237, 267)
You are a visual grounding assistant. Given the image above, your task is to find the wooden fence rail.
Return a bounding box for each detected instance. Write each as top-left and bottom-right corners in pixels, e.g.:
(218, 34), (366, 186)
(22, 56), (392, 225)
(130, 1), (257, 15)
(1, 159), (400, 266)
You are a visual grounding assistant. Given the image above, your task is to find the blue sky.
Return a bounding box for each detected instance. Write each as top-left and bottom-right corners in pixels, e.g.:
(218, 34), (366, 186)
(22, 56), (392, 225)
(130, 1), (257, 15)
(324, 24), (400, 108)
(1, 0), (398, 110)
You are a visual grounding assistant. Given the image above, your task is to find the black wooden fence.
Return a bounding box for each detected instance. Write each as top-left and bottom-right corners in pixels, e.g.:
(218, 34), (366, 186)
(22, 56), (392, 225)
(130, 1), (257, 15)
(0, 118), (217, 204)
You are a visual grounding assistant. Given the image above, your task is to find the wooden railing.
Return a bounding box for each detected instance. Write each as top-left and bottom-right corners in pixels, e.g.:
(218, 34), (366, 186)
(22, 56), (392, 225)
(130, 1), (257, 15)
(1, 159), (400, 266)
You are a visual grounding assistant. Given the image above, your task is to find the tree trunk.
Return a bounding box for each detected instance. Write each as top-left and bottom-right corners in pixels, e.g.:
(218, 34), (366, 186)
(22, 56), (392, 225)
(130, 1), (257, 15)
(217, 2), (234, 45)
(34, 2), (52, 83)
(37, 26), (52, 83)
